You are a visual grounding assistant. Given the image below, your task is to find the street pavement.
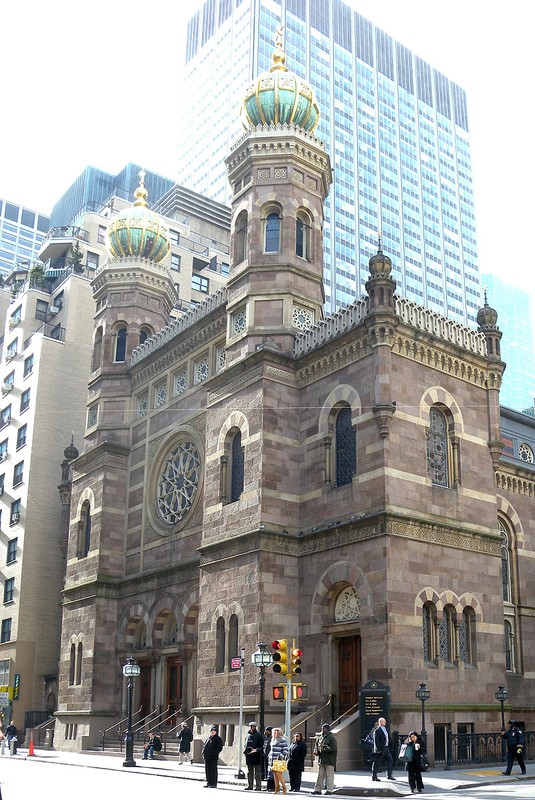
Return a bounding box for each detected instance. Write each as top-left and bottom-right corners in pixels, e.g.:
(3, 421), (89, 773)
(5, 745), (533, 795)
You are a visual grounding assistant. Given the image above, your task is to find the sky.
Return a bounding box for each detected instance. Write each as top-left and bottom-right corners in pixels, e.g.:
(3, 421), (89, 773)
(2, 0), (533, 309)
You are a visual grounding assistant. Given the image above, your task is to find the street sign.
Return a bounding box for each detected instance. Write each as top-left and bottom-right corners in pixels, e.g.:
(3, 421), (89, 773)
(231, 657), (242, 670)
(0, 692), (10, 707)
(13, 674), (20, 700)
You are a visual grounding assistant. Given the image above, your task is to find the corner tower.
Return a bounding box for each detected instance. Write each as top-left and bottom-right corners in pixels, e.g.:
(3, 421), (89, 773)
(224, 30), (332, 362)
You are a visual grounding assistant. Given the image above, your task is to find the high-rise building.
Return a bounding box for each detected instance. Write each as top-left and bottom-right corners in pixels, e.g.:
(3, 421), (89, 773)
(179, 0), (480, 324)
(482, 273), (535, 413)
(0, 199), (49, 280)
(50, 164), (174, 228)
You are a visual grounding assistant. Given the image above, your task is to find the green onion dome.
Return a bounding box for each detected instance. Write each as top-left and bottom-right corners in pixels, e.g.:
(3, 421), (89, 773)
(107, 169), (170, 264)
(242, 28), (320, 133)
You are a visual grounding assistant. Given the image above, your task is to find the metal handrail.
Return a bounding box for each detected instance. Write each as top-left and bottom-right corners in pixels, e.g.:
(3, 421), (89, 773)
(100, 706), (142, 751)
(329, 701), (359, 730)
(161, 713), (195, 754)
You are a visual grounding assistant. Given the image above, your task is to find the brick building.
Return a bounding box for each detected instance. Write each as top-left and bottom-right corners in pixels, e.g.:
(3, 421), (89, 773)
(55, 38), (535, 764)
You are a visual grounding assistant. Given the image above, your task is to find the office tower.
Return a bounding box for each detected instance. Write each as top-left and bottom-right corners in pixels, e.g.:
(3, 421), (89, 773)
(179, 0), (480, 324)
(482, 273), (535, 413)
(0, 199), (49, 280)
(50, 164), (174, 228)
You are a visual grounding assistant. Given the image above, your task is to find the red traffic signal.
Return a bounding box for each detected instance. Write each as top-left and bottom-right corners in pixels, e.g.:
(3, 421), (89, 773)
(272, 639), (288, 675)
(291, 647), (302, 675)
(273, 685), (286, 701)
(292, 684), (309, 701)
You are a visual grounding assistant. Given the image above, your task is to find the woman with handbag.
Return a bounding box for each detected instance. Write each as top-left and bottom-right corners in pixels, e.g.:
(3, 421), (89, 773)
(404, 731), (427, 793)
(287, 731), (307, 791)
(269, 727), (289, 795)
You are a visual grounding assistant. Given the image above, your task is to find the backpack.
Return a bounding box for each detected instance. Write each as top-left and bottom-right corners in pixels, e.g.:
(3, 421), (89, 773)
(364, 729), (374, 747)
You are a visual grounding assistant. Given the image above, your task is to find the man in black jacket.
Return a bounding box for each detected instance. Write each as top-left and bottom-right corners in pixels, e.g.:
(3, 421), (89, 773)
(501, 720), (526, 775)
(371, 717), (394, 782)
(244, 721), (265, 790)
(203, 725), (224, 787)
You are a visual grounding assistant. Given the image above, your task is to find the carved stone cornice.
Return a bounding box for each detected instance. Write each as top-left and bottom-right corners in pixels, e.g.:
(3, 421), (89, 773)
(495, 469), (535, 498)
(296, 335), (370, 386)
(199, 530), (300, 565)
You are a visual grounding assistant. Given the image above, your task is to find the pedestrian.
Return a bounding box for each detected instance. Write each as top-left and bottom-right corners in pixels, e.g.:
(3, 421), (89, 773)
(501, 720), (526, 775)
(177, 720), (194, 764)
(5, 721), (18, 756)
(371, 717), (394, 782)
(263, 726), (275, 792)
(244, 721), (264, 791)
(311, 723), (337, 795)
(269, 726), (289, 795)
(202, 724), (223, 788)
(142, 731), (162, 759)
(404, 731), (426, 793)
(287, 731), (307, 792)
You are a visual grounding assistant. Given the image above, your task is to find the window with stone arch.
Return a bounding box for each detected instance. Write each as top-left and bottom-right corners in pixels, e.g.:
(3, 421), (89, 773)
(422, 601), (438, 664)
(334, 586), (361, 622)
(77, 500), (91, 558)
(439, 604), (457, 664)
(92, 326), (103, 372)
(335, 404), (356, 487)
(296, 209), (312, 260)
(220, 427), (244, 505)
(499, 518), (513, 603)
(499, 515), (518, 672)
(69, 643), (76, 685)
(76, 641), (83, 684)
(458, 606), (477, 666)
(228, 614), (239, 660)
(114, 325), (128, 362)
(235, 210), (248, 264)
(263, 205), (282, 253)
(139, 326), (153, 345)
(504, 619), (515, 672)
(216, 616), (226, 673)
(426, 404), (460, 487)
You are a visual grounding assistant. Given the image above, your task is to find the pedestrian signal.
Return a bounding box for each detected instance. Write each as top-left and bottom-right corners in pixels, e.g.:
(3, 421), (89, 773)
(273, 685), (286, 701)
(271, 640), (288, 675)
(291, 647), (302, 676)
(292, 684), (309, 701)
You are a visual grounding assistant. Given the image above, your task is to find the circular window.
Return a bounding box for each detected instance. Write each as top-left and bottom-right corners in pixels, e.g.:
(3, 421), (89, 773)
(158, 441), (201, 524)
(335, 586), (361, 622)
(292, 305), (313, 331)
(519, 443), (534, 463)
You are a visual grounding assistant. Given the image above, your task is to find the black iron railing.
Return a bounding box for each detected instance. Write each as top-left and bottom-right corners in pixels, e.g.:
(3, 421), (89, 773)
(445, 730), (535, 769)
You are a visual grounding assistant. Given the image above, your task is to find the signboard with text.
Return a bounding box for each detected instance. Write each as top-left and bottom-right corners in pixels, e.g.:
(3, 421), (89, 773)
(360, 679), (390, 737)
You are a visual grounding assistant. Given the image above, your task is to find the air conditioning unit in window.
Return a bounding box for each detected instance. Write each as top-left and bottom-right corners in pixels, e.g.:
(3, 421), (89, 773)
(9, 318), (19, 329)
(5, 353), (16, 362)
(49, 306), (60, 315)
(2, 383), (12, 393)
(11, 513), (20, 524)
(0, 452), (7, 462)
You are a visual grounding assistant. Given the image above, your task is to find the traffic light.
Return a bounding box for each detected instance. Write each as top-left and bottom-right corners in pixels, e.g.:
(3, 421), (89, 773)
(273, 685), (286, 701)
(272, 639), (288, 675)
(291, 647), (302, 676)
(292, 684), (309, 701)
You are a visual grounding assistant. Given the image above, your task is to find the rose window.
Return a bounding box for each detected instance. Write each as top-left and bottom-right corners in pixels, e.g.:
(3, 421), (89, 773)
(292, 305), (313, 331)
(335, 586), (361, 622)
(158, 441), (201, 524)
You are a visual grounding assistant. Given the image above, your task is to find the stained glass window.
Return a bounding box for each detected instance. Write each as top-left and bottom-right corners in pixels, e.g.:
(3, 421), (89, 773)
(336, 406), (356, 487)
(265, 211), (281, 253)
(158, 441), (201, 524)
(230, 431), (244, 503)
(427, 407), (449, 486)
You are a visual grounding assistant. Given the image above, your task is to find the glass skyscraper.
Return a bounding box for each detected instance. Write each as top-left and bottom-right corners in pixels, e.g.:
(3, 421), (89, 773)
(178, 0), (480, 324)
(0, 199), (49, 279)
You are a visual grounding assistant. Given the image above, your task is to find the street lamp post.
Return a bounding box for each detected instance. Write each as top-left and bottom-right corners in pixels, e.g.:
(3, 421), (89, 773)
(415, 682), (431, 743)
(122, 656), (141, 767)
(495, 684), (508, 761)
(252, 643), (273, 739)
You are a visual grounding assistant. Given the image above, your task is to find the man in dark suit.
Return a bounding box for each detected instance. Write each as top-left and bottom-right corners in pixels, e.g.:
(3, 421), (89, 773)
(202, 725), (223, 787)
(371, 717), (394, 781)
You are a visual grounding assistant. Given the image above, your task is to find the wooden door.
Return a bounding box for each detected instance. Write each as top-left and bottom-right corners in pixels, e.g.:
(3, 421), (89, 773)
(166, 657), (183, 725)
(338, 636), (361, 714)
(139, 663), (151, 721)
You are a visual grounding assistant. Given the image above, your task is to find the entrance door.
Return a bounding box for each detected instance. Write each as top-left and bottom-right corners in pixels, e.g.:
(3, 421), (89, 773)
(139, 662), (151, 721)
(166, 657), (183, 726)
(338, 636), (361, 715)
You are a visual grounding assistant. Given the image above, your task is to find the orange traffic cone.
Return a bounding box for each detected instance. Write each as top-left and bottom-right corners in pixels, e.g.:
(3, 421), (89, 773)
(28, 732), (35, 756)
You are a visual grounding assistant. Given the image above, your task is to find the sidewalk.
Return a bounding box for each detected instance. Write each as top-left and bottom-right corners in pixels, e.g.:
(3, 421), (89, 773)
(7, 747), (533, 795)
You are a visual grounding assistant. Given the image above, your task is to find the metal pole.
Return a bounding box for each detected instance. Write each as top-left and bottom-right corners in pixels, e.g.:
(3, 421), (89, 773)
(285, 674), (292, 739)
(236, 647), (246, 779)
(123, 673), (136, 767)
(421, 698), (427, 741)
(259, 663), (266, 738)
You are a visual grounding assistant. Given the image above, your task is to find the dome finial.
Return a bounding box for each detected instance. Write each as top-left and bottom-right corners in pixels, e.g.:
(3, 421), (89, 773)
(270, 26), (288, 73)
(133, 168), (149, 208)
(377, 230), (383, 253)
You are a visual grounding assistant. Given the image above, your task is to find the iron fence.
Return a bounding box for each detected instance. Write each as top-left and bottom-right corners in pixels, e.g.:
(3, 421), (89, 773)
(445, 730), (535, 769)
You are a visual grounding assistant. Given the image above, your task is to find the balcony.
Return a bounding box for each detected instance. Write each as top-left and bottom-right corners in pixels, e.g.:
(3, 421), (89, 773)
(38, 225), (89, 262)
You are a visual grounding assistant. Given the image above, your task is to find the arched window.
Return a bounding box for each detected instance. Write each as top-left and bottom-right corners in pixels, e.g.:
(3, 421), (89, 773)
(296, 211), (311, 259)
(76, 642), (83, 685)
(505, 620), (515, 671)
(216, 616), (226, 673)
(499, 519), (512, 603)
(335, 406), (356, 487)
(235, 211), (248, 264)
(426, 404), (462, 487)
(439, 605), (456, 664)
(499, 516), (518, 672)
(92, 327), (103, 372)
(458, 607), (476, 666)
(69, 643), (76, 685)
(230, 431), (244, 503)
(422, 602), (437, 663)
(78, 501), (91, 558)
(228, 614), (239, 660)
(114, 326), (127, 362)
(264, 210), (281, 253)
(139, 327), (152, 345)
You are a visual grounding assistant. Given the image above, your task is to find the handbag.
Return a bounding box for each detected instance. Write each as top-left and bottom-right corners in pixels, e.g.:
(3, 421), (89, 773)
(272, 758), (287, 772)
(420, 753), (430, 771)
(399, 742), (414, 762)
